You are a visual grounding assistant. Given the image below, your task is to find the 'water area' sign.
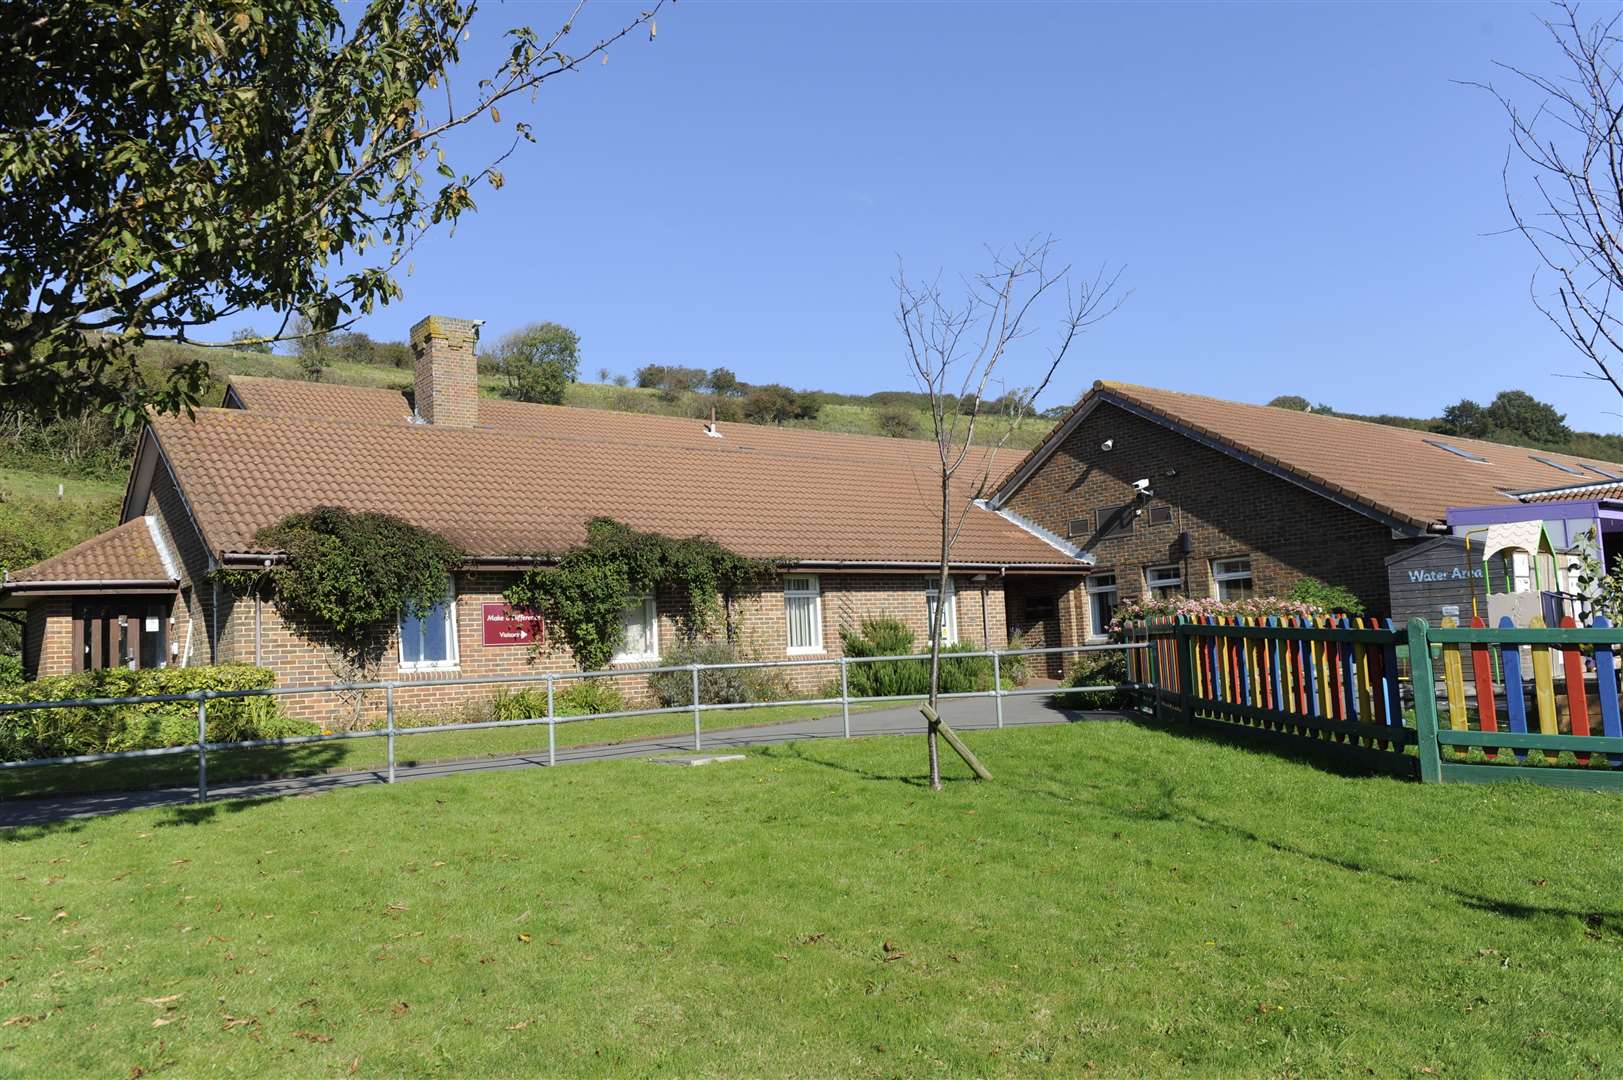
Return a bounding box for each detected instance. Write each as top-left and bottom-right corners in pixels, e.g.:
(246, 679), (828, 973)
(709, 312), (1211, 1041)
(482, 603), (543, 647)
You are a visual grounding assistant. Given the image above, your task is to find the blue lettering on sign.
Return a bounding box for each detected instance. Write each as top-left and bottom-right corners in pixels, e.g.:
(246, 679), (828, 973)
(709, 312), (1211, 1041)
(1406, 567), (1484, 583)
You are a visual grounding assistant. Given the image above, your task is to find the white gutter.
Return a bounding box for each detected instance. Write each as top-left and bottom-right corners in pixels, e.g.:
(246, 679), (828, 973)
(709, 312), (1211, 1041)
(145, 515), (180, 579)
(975, 500), (1096, 565)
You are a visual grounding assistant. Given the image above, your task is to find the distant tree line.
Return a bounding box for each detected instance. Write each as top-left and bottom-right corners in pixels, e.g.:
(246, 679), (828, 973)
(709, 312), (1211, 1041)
(1268, 386), (1623, 461)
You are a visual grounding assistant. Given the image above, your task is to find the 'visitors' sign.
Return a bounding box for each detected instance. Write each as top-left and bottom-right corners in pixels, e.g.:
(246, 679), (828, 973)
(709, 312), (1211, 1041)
(482, 603), (543, 647)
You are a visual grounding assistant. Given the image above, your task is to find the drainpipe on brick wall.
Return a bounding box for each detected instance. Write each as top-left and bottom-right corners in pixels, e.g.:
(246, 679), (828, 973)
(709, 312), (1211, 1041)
(211, 579), (219, 663)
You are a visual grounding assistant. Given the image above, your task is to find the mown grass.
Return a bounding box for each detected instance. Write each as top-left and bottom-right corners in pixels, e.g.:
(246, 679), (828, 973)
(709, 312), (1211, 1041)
(0, 699), (911, 801)
(5, 720), (1623, 1077)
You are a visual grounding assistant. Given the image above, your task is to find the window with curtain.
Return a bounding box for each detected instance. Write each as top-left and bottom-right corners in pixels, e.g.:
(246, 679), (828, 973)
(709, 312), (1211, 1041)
(614, 594), (659, 662)
(925, 578), (958, 646)
(783, 574), (823, 653)
(399, 579), (458, 671)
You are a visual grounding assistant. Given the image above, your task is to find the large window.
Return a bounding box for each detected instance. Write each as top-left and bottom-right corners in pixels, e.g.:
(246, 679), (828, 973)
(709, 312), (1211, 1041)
(1144, 564), (1183, 600)
(1086, 573), (1118, 640)
(615, 594), (660, 663)
(784, 574), (823, 653)
(925, 578), (958, 646)
(399, 579), (458, 672)
(1211, 557), (1254, 601)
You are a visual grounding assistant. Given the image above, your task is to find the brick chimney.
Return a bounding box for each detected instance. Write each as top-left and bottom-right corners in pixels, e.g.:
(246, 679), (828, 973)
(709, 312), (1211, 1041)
(409, 315), (481, 427)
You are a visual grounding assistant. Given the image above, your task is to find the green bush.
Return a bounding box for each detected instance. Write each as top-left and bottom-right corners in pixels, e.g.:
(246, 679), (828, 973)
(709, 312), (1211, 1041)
(648, 640), (789, 707)
(0, 665), (313, 762)
(1287, 578), (1366, 617)
(555, 680), (625, 717)
(491, 680), (627, 721)
(0, 653), (23, 690)
(840, 619), (997, 698)
(1054, 650), (1131, 709)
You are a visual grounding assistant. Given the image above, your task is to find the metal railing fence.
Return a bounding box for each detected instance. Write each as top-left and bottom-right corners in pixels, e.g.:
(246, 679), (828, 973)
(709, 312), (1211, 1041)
(0, 641), (1148, 801)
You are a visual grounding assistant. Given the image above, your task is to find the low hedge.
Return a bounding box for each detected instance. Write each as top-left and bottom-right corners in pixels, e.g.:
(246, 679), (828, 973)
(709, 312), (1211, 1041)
(0, 665), (317, 762)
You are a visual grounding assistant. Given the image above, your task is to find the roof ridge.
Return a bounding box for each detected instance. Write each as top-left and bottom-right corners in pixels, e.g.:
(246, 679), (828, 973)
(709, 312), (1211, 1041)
(1103, 380), (1623, 471)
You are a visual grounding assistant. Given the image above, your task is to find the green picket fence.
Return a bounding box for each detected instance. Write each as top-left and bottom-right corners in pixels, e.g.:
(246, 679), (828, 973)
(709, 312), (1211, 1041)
(1127, 615), (1623, 792)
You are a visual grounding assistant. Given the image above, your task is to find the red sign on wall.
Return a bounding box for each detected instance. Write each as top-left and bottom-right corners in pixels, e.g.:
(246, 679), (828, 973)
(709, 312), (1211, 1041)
(482, 603), (543, 647)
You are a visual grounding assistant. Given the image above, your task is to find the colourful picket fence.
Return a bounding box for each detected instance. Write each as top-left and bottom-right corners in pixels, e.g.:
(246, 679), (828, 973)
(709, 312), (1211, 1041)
(1410, 616), (1623, 790)
(1125, 615), (1623, 791)
(1128, 616), (1416, 775)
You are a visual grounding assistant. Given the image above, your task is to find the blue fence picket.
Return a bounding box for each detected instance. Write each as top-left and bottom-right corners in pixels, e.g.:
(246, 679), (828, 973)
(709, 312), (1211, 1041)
(1339, 616), (1360, 724)
(1595, 615), (1622, 768)
(1381, 618), (1403, 733)
(1498, 615), (1528, 763)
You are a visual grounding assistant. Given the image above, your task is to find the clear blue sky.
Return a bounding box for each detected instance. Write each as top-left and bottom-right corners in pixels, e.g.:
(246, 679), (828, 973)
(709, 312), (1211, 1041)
(276, 1), (1620, 431)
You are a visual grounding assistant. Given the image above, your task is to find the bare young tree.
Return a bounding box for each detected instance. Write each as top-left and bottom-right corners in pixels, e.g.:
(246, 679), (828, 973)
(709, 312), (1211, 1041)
(897, 238), (1123, 790)
(1483, 2), (1623, 399)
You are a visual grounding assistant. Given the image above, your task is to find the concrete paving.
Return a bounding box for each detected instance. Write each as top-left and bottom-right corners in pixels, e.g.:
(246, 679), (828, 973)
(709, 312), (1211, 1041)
(0, 693), (1122, 828)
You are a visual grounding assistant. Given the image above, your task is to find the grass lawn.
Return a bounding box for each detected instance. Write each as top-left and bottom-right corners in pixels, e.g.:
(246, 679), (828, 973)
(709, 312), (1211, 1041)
(5, 720), (1623, 1077)
(0, 700), (913, 801)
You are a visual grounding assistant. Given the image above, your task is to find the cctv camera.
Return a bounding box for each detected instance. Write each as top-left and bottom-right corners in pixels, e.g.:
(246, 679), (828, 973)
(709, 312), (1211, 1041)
(1100, 439), (1114, 452)
(1132, 478), (1151, 493)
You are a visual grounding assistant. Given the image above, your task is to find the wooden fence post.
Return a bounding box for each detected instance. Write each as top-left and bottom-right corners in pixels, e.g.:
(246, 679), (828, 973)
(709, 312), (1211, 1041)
(1175, 618), (1193, 724)
(1407, 617), (1442, 783)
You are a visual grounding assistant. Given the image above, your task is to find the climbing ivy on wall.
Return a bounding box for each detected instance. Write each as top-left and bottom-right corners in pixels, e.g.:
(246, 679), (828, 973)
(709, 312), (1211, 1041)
(216, 506), (463, 680)
(504, 518), (777, 671)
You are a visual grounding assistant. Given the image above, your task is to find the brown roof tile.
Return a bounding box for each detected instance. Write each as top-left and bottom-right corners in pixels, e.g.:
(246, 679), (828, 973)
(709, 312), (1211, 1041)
(1000, 381), (1623, 528)
(159, 382), (1078, 567)
(6, 517), (173, 586)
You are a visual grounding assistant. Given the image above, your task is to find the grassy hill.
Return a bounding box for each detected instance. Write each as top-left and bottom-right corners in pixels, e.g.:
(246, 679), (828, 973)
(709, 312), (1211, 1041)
(201, 346), (1047, 450)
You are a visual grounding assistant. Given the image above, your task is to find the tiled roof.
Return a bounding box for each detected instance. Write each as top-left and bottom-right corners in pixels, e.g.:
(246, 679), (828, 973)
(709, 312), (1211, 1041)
(228, 376), (413, 423)
(997, 380), (1623, 529)
(153, 380), (1079, 567)
(1517, 482), (1623, 503)
(5, 517), (174, 586)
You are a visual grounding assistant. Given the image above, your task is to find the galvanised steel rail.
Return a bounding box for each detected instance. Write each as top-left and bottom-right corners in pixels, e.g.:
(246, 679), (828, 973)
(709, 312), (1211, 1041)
(0, 642), (1148, 801)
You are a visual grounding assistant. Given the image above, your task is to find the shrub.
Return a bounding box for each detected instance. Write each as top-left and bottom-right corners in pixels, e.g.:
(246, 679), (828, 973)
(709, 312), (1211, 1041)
(1000, 632), (1033, 689)
(1054, 650), (1130, 710)
(490, 681), (625, 720)
(490, 687), (548, 722)
(0, 653), (22, 690)
(875, 405), (918, 439)
(648, 640), (788, 707)
(0, 665), (313, 762)
(555, 681), (625, 717)
(840, 619), (996, 698)
(1287, 578), (1366, 616)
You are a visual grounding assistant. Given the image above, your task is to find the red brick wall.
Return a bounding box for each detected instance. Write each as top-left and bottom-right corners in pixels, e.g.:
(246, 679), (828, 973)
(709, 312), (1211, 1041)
(214, 569), (1011, 725)
(410, 315), (480, 428)
(1004, 401), (1414, 626)
(22, 598), (72, 680)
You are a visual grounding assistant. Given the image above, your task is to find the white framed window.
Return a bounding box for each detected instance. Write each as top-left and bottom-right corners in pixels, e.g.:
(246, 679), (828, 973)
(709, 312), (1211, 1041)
(925, 578), (959, 646)
(1145, 564), (1182, 600)
(399, 579), (459, 672)
(1086, 573), (1117, 640)
(614, 593), (659, 663)
(783, 574), (823, 653)
(1211, 556), (1255, 601)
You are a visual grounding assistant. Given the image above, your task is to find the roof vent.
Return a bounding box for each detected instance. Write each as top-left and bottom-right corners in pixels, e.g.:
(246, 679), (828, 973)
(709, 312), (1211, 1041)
(1422, 438), (1487, 463)
(704, 404), (723, 439)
